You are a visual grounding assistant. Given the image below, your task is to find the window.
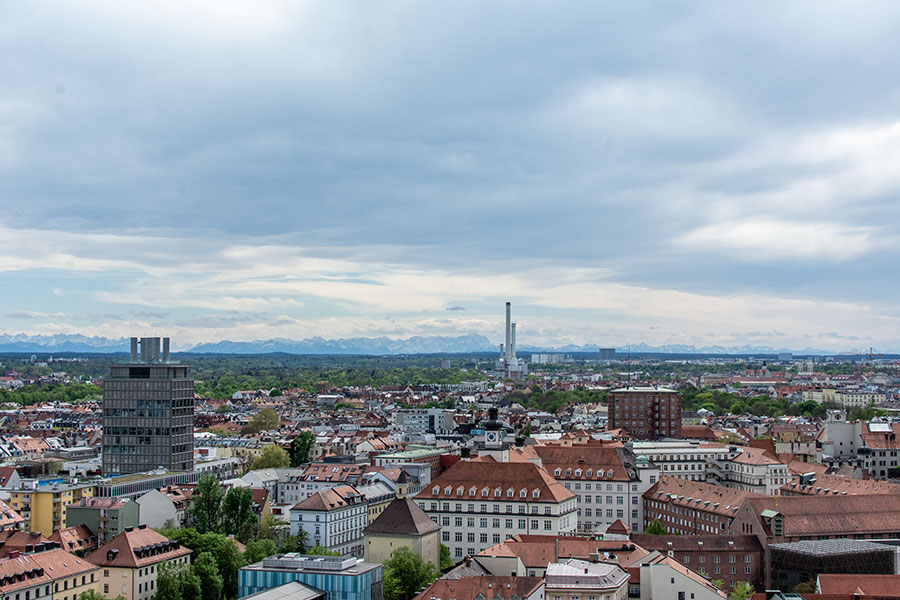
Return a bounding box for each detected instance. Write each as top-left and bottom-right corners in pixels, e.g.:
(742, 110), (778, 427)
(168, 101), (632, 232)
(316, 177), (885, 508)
(480, 533), (488, 543)
(455, 532), (462, 542)
(467, 533), (475, 543)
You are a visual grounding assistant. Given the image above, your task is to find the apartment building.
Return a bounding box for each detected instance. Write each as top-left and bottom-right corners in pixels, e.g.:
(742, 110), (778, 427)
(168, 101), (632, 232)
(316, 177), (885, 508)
(289, 485), (367, 558)
(630, 440), (732, 482)
(532, 442), (659, 533)
(87, 525), (192, 600)
(65, 497), (139, 545)
(711, 447), (791, 495)
(8, 482), (97, 536)
(390, 409), (457, 436)
(415, 456), (577, 560)
(608, 387), (682, 440)
(279, 464), (367, 505)
(0, 547), (102, 600)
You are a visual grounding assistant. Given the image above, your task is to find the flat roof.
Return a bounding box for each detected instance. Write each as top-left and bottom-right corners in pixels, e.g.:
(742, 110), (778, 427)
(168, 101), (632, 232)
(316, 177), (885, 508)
(770, 539), (895, 556)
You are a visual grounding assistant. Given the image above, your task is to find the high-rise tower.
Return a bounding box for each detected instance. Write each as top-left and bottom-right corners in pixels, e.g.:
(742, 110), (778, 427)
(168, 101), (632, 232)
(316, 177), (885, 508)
(102, 337), (194, 475)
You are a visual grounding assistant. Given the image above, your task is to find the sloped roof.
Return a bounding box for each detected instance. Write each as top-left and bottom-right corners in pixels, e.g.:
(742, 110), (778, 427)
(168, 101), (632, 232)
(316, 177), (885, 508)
(415, 457), (575, 504)
(86, 525), (191, 568)
(291, 485), (361, 512)
(414, 576), (543, 600)
(747, 494), (900, 537)
(363, 498), (439, 536)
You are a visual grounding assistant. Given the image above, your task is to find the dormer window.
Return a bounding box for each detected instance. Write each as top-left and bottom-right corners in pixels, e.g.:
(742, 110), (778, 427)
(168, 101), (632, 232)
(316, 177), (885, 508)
(586, 469), (593, 477)
(494, 488), (502, 497)
(575, 469), (582, 477)
(433, 487), (440, 495)
(554, 468), (561, 476)
(456, 486), (464, 496)
(566, 469), (572, 477)
(445, 486), (452, 495)
(469, 487), (477, 497)
(507, 488), (514, 498)
(519, 489), (527, 498)
(481, 488), (489, 497)
(532, 489), (540, 498)
(606, 469), (613, 478)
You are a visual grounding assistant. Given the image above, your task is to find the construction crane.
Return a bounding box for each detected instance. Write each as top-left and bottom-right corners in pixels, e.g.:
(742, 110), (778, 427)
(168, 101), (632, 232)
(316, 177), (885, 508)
(868, 347), (884, 380)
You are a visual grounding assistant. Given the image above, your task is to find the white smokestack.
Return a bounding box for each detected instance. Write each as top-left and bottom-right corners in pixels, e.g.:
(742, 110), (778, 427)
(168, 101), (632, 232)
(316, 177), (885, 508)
(511, 322), (518, 367)
(505, 302), (512, 364)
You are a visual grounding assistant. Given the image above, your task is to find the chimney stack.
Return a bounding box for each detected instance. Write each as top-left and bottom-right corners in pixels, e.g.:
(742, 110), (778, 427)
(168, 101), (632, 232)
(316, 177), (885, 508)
(505, 302), (512, 365)
(510, 323), (517, 366)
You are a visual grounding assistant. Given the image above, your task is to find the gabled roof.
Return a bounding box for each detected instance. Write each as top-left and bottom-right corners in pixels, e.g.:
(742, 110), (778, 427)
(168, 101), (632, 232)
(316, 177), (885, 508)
(291, 485), (361, 512)
(363, 498), (439, 536)
(86, 525), (191, 568)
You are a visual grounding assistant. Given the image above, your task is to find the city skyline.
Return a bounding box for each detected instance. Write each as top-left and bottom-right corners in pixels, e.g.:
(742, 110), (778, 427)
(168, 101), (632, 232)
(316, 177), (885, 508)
(4, 3), (900, 351)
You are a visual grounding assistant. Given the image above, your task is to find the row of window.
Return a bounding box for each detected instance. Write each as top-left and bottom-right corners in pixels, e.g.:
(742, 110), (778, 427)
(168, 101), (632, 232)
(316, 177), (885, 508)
(425, 502), (555, 515)
(430, 486), (542, 499)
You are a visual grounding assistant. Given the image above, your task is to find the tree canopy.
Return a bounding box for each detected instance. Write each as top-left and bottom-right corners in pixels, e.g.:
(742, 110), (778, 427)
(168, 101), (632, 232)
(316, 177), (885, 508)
(383, 547), (439, 600)
(250, 444), (290, 470)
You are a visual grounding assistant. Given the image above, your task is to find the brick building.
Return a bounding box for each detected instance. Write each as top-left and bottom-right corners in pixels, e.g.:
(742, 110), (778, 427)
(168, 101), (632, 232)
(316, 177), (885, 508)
(631, 534), (764, 593)
(608, 387), (682, 440)
(643, 476), (760, 535)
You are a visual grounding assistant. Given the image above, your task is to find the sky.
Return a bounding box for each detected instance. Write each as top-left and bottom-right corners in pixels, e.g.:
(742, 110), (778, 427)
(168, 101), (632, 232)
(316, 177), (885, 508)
(3, 1), (900, 352)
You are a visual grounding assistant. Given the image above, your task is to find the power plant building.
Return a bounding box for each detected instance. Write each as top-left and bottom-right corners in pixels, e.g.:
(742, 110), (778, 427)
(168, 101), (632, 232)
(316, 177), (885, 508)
(102, 337), (194, 475)
(496, 302), (528, 380)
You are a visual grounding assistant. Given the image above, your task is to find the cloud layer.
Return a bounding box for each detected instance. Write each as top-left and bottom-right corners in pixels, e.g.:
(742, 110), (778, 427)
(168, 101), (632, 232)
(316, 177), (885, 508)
(3, 1), (900, 352)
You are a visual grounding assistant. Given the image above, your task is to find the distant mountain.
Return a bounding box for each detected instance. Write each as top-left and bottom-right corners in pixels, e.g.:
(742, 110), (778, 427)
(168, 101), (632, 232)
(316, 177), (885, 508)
(0, 332), (853, 356)
(187, 333), (496, 355)
(0, 333), (129, 353)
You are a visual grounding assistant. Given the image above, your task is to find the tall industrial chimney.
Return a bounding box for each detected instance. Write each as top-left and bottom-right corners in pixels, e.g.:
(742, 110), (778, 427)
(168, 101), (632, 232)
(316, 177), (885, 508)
(511, 322), (518, 366)
(505, 302), (512, 365)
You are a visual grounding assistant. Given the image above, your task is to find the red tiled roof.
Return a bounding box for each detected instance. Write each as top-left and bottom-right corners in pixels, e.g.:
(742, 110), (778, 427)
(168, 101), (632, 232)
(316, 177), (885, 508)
(414, 576), (543, 600)
(416, 457), (575, 504)
(86, 526), (191, 568)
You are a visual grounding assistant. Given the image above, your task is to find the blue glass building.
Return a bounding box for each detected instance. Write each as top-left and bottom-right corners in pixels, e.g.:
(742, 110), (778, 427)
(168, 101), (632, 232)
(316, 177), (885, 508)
(239, 554), (383, 600)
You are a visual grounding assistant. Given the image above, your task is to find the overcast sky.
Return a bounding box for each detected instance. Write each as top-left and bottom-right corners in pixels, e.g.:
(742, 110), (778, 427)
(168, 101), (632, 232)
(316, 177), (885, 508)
(3, 1), (900, 352)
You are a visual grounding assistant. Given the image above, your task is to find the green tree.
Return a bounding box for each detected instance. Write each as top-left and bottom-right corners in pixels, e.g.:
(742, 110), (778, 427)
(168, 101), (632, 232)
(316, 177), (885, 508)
(222, 486), (258, 542)
(279, 531), (309, 554)
(383, 547), (439, 600)
(191, 474), (225, 534)
(159, 528), (245, 599)
(644, 519), (667, 535)
(243, 408), (280, 433)
(729, 581), (754, 600)
(305, 545), (341, 556)
(250, 444), (291, 470)
(155, 562), (202, 600)
(244, 539), (279, 564)
(194, 552), (224, 600)
(439, 544), (453, 570)
(290, 431), (316, 467)
(81, 591), (126, 600)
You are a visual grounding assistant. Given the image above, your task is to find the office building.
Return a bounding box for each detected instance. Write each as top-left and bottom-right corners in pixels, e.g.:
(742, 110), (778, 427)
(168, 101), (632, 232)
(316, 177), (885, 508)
(289, 486), (367, 558)
(239, 554), (383, 600)
(608, 387), (682, 440)
(414, 456), (577, 560)
(102, 337), (194, 475)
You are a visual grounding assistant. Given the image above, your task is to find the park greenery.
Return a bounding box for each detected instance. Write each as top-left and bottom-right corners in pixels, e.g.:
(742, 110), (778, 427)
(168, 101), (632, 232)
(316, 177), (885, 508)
(249, 444), (291, 470)
(507, 387), (607, 413)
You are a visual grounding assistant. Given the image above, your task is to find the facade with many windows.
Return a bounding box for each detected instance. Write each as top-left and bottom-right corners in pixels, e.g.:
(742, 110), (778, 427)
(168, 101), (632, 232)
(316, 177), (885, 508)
(532, 442), (659, 534)
(290, 485), (367, 558)
(414, 457), (577, 559)
(608, 387), (682, 440)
